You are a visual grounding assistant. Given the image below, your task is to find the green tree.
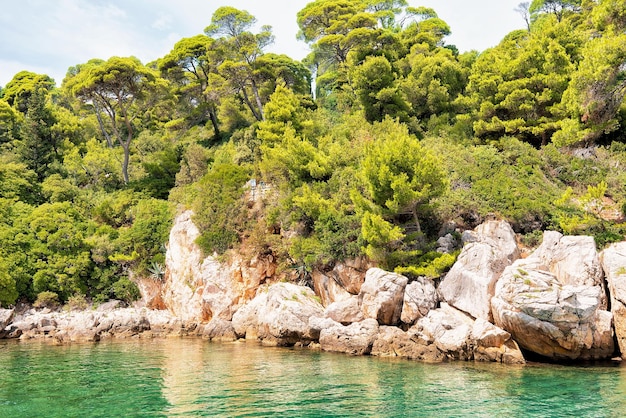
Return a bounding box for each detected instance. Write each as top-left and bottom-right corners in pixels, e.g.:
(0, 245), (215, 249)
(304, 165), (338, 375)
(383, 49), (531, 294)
(358, 119), (447, 236)
(554, 2), (626, 145)
(191, 162), (250, 254)
(159, 35), (224, 137)
(205, 7), (274, 121)
(17, 86), (60, 181)
(65, 56), (166, 183)
(27, 202), (93, 301)
(529, 0), (582, 22)
(2, 71), (55, 114)
(353, 55), (413, 126)
(401, 47), (467, 123)
(462, 18), (581, 145)
(0, 260), (18, 307)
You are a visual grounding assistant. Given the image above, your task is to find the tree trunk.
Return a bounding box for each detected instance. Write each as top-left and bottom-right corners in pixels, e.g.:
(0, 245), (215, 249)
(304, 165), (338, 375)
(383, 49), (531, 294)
(250, 79), (265, 121)
(241, 89), (262, 121)
(121, 142), (130, 184)
(94, 103), (114, 148)
(208, 104), (220, 139)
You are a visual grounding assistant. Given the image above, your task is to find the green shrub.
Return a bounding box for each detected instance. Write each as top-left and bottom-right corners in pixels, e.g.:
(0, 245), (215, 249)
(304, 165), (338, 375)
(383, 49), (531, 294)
(192, 162), (250, 255)
(395, 251), (459, 279)
(65, 293), (89, 311)
(112, 277), (140, 304)
(33, 291), (60, 309)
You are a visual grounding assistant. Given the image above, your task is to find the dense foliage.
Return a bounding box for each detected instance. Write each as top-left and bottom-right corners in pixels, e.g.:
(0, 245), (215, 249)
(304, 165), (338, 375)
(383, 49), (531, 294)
(1, 0), (626, 308)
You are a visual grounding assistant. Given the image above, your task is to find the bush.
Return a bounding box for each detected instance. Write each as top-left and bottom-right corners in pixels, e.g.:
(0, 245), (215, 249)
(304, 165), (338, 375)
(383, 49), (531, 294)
(112, 277), (140, 304)
(33, 291), (60, 309)
(192, 162), (250, 255)
(65, 294), (89, 311)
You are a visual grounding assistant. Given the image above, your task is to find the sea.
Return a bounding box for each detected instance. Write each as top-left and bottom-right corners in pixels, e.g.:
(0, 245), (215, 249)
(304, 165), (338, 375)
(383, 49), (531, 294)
(0, 338), (624, 417)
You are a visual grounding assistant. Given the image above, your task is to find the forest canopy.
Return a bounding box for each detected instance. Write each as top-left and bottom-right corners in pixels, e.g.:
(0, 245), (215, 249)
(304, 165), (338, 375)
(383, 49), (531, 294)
(1, 0), (626, 307)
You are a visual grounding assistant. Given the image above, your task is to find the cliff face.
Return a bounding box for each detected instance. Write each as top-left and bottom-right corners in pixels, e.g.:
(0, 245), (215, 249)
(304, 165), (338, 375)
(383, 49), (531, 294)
(160, 210), (276, 323)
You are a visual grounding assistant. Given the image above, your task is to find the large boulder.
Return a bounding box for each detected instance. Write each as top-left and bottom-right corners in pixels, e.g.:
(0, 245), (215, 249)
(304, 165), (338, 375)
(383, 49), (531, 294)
(359, 268), (408, 325)
(232, 283), (324, 346)
(324, 295), (364, 324)
(401, 277), (438, 325)
(471, 318), (525, 364)
(371, 326), (444, 362)
(413, 303), (475, 360)
(600, 242), (626, 355)
(533, 231), (604, 288)
(492, 231), (613, 360)
(319, 318), (380, 355)
(200, 318), (237, 342)
(232, 292), (268, 340)
(311, 269), (352, 307)
(438, 220), (520, 321)
(412, 303), (524, 363)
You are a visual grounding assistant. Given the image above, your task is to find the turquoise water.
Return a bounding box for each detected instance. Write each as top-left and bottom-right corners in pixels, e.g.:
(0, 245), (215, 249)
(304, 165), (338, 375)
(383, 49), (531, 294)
(0, 339), (625, 417)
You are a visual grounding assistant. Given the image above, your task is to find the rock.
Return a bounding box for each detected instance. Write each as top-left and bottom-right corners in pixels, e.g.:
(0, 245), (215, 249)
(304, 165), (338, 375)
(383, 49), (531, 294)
(97, 300), (123, 312)
(359, 268), (408, 325)
(492, 232), (613, 360)
(534, 231), (604, 288)
(319, 319), (380, 355)
(600, 242), (626, 355)
(312, 258), (370, 307)
(401, 278), (437, 325)
(411, 303), (525, 363)
(135, 277), (166, 310)
(324, 296), (364, 324)
(200, 318), (237, 342)
(0, 308), (15, 337)
(414, 303), (475, 360)
(232, 283), (324, 346)
(232, 292), (268, 339)
(471, 318), (525, 364)
(371, 326), (444, 362)
(257, 283), (325, 345)
(311, 269), (352, 307)
(436, 233), (458, 254)
(438, 220), (520, 321)
(308, 316), (340, 337)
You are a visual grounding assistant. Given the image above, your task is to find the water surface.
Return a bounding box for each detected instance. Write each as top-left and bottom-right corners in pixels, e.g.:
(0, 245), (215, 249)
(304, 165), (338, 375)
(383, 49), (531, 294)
(0, 338), (624, 417)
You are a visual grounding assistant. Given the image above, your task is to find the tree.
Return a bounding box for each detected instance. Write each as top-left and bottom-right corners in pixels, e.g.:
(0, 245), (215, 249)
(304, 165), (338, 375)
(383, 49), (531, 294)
(529, 0), (582, 22)
(515, 2), (532, 31)
(353, 55), (413, 126)
(3, 71), (55, 114)
(18, 86), (60, 182)
(401, 47), (467, 123)
(0, 100), (19, 144)
(554, 1), (626, 145)
(462, 18), (581, 145)
(205, 7), (274, 121)
(297, 0), (376, 66)
(159, 35), (224, 137)
(64, 57), (165, 183)
(359, 120), (447, 235)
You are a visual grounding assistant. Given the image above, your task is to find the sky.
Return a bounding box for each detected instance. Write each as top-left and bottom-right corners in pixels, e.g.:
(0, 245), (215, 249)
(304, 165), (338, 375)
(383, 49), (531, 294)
(0, 0), (524, 87)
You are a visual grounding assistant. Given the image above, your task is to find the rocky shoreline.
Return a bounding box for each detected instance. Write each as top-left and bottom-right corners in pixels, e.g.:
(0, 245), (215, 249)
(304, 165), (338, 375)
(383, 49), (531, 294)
(2, 211), (626, 366)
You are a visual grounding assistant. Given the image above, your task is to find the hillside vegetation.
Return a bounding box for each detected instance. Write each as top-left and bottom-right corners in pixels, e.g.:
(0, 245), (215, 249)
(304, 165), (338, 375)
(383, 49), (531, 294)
(1, 0), (625, 307)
